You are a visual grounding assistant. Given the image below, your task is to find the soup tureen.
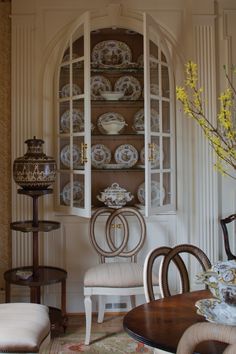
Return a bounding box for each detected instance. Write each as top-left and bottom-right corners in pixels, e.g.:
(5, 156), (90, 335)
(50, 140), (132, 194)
(96, 183), (133, 208)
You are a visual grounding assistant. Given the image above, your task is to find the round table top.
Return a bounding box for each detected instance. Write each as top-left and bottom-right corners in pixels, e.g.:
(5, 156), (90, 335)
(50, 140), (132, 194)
(123, 290), (227, 354)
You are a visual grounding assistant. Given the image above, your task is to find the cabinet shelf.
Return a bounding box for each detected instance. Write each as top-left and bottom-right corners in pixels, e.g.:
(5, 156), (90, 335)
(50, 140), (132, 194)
(10, 220), (60, 233)
(92, 168), (144, 172)
(91, 100), (144, 106)
(92, 132), (144, 137)
(91, 67), (144, 75)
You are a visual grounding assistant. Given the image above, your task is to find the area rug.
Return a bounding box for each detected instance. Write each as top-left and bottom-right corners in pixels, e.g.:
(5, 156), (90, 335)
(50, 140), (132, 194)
(45, 315), (153, 354)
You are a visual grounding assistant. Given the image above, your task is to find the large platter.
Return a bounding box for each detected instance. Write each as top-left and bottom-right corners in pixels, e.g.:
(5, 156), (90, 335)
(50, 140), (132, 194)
(91, 40), (132, 68)
(60, 109), (84, 133)
(140, 144), (163, 168)
(114, 76), (141, 100)
(97, 112), (126, 134)
(195, 298), (236, 325)
(91, 75), (112, 100)
(91, 144), (111, 168)
(60, 83), (82, 98)
(114, 144), (138, 168)
(137, 181), (165, 206)
(132, 108), (159, 132)
(60, 144), (82, 169)
(61, 181), (84, 207)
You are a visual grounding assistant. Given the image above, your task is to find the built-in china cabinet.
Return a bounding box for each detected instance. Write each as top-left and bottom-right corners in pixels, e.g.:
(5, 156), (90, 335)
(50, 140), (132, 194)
(11, 0), (226, 312)
(56, 13), (175, 218)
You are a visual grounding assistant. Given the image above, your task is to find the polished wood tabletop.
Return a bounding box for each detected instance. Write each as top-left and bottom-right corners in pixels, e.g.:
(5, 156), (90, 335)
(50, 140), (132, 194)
(123, 290), (227, 354)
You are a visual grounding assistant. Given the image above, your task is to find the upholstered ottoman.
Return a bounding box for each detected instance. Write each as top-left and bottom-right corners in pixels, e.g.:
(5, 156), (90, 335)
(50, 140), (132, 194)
(0, 303), (50, 353)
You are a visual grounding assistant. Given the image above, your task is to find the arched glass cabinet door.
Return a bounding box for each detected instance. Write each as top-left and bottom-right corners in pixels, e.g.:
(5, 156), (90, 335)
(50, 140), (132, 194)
(55, 10), (175, 218)
(56, 12), (92, 218)
(143, 13), (176, 216)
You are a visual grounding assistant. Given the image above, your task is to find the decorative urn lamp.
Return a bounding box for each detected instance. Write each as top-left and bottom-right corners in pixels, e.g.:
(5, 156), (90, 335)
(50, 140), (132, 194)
(13, 136), (57, 190)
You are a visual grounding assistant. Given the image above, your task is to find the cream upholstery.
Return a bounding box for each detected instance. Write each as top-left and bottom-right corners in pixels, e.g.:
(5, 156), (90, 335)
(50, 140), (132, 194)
(84, 262), (143, 288)
(176, 322), (236, 354)
(0, 303), (50, 353)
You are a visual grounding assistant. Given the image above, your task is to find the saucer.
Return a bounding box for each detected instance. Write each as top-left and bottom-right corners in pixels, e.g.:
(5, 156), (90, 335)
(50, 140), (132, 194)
(195, 298), (236, 325)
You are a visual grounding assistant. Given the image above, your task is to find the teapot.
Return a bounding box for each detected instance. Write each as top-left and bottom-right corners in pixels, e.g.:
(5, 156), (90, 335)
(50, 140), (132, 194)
(97, 183), (133, 208)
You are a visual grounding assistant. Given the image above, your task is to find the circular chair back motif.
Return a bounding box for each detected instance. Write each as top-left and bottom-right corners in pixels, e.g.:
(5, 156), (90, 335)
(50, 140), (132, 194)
(90, 207), (146, 262)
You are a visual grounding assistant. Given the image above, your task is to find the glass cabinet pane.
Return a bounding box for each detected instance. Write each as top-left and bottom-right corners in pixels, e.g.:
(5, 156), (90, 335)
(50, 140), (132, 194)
(143, 12), (175, 213)
(56, 16), (175, 216)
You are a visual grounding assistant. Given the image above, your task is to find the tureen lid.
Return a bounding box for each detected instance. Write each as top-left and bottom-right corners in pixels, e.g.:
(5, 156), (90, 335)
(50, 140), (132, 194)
(103, 182), (128, 193)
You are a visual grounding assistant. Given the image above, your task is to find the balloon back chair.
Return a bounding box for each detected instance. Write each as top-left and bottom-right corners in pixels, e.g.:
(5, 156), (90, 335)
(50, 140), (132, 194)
(220, 214), (236, 260)
(143, 244), (211, 354)
(160, 244), (211, 297)
(84, 207), (157, 345)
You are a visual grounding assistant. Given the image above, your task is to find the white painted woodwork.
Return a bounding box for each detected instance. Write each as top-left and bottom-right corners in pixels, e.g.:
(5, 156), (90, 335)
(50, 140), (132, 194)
(10, 0), (236, 312)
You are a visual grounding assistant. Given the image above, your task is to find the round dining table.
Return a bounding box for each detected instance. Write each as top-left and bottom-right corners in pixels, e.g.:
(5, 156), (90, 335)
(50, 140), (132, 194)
(123, 290), (228, 354)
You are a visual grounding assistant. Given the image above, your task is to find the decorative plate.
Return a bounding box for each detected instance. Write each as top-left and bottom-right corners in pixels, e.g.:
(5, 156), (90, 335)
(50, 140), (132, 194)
(60, 83), (82, 98)
(91, 144), (111, 168)
(132, 108), (160, 132)
(195, 298), (236, 325)
(60, 109), (84, 133)
(137, 54), (158, 69)
(114, 144), (138, 167)
(114, 76), (141, 100)
(150, 83), (159, 96)
(61, 181), (84, 207)
(97, 112), (126, 134)
(62, 52), (78, 62)
(91, 75), (112, 100)
(60, 144), (81, 169)
(62, 53), (83, 69)
(140, 144), (163, 168)
(91, 40), (132, 68)
(137, 181), (165, 206)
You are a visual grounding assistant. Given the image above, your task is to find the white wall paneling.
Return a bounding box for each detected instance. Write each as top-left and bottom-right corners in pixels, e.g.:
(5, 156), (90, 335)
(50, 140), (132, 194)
(192, 15), (219, 267)
(11, 14), (36, 270)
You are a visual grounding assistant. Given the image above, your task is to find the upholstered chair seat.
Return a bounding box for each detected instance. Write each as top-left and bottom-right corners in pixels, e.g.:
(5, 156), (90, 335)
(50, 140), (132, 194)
(84, 262), (144, 288)
(0, 302), (50, 353)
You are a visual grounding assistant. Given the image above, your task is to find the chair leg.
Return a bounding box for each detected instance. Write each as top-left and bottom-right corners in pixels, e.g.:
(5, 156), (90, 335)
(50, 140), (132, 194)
(98, 295), (105, 323)
(84, 295), (92, 345)
(130, 295), (136, 308)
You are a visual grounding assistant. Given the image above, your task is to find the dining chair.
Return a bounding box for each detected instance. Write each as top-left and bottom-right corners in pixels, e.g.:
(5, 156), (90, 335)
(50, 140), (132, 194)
(220, 214), (236, 260)
(84, 207), (158, 345)
(143, 246), (191, 354)
(176, 322), (236, 354)
(160, 244), (211, 297)
(143, 246), (188, 302)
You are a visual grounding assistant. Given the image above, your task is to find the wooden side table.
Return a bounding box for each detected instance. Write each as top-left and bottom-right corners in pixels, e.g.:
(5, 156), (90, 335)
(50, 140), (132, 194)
(4, 188), (67, 331)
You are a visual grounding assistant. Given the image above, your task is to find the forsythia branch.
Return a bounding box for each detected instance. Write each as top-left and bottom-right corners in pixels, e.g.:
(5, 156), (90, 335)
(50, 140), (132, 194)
(176, 61), (236, 179)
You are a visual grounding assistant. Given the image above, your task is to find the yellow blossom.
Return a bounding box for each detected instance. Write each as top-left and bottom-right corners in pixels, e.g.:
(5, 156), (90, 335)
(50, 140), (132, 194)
(176, 61), (236, 179)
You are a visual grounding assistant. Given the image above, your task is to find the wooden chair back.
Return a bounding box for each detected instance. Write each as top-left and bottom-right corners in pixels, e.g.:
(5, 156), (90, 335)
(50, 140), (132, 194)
(160, 244), (211, 297)
(220, 214), (236, 260)
(90, 207), (146, 263)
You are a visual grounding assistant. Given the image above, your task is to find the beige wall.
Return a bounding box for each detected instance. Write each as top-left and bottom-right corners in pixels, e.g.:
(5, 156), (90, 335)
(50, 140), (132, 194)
(0, 0), (11, 289)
